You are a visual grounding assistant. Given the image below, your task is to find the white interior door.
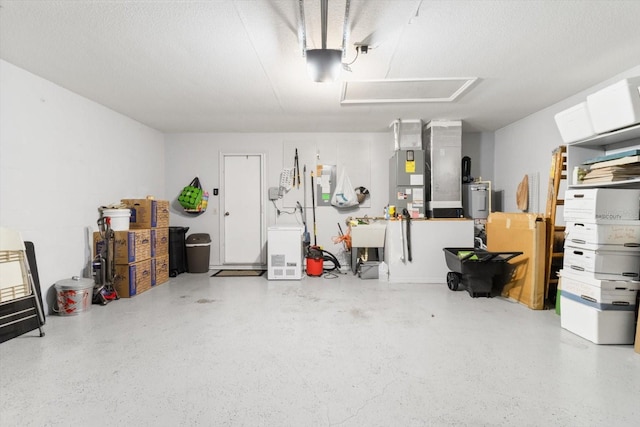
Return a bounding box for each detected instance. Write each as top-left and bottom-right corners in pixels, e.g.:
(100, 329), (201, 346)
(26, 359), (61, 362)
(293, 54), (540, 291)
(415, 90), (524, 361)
(221, 153), (265, 265)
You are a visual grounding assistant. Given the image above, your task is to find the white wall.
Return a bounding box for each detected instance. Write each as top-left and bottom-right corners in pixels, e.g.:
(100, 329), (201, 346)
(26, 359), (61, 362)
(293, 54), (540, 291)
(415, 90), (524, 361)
(0, 60), (165, 313)
(164, 132), (394, 267)
(494, 64), (640, 213)
(462, 131), (495, 183)
(0, 58), (498, 314)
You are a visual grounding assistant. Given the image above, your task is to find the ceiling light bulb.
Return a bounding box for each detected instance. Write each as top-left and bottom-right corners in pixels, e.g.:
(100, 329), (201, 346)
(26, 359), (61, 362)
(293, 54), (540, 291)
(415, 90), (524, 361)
(306, 49), (342, 82)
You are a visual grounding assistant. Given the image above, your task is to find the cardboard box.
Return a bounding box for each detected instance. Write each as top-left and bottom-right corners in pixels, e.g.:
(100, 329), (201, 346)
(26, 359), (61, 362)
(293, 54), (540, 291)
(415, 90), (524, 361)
(93, 229), (151, 264)
(151, 227), (169, 258)
(151, 255), (169, 286)
(635, 314), (640, 354)
(121, 199), (170, 229)
(486, 213), (547, 310)
(156, 200), (170, 228)
(113, 259), (152, 298)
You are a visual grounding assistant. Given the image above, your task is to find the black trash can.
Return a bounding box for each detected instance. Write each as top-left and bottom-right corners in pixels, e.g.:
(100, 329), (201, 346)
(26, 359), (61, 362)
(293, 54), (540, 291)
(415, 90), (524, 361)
(169, 226), (189, 277)
(186, 233), (212, 273)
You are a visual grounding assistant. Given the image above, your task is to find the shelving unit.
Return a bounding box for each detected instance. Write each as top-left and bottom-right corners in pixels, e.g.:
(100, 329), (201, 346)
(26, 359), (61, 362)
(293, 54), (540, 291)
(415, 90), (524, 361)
(567, 123), (640, 188)
(561, 122), (640, 345)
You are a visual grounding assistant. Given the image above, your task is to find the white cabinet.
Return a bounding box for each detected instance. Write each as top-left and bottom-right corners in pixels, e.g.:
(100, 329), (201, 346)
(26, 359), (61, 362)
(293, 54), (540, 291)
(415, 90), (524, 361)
(384, 219), (474, 283)
(567, 123), (640, 188)
(267, 226), (303, 280)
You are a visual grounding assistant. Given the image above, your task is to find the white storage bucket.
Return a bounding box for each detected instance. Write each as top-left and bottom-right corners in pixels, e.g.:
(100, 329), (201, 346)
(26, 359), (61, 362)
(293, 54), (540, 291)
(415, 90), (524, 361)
(102, 208), (131, 231)
(54, 276), (94, 316)
(586, 76), (640, 133)
(554, 102), (596, 143)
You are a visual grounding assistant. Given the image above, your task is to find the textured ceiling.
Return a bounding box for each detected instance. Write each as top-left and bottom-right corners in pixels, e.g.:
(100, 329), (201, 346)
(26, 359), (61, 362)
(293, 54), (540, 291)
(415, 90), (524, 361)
(1, 0), (640, 133)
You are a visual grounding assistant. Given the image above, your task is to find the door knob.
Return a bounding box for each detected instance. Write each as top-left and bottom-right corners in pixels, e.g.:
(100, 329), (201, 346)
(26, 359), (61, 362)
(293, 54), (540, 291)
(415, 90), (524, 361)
(225, 212), (230, 216)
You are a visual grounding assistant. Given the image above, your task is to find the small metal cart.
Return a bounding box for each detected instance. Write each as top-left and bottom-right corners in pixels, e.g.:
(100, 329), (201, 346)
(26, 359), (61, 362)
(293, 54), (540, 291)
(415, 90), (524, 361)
(443, 247), (522, 298)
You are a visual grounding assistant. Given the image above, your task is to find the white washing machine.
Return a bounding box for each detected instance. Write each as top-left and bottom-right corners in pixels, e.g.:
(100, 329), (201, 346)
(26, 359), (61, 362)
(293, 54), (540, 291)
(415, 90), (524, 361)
(267, 226), (304, 280)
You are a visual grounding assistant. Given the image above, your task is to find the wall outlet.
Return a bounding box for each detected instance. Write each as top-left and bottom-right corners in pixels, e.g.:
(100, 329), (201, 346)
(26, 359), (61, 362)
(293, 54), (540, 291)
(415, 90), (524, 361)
(268, 187), (280, 201)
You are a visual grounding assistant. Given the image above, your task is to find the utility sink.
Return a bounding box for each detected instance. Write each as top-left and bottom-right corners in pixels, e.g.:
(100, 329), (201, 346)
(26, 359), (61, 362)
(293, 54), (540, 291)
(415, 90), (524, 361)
(350, 222), (387, 248)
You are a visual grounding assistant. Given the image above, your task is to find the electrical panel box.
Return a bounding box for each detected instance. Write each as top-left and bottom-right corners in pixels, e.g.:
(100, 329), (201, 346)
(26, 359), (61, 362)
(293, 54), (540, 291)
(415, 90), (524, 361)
(267, 226), (303, 280)
(389, 150), (425, 218)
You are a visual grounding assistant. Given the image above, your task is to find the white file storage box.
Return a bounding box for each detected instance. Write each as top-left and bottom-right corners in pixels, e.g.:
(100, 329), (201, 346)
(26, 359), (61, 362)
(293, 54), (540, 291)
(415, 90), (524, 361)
(560, 295), (637, 344)
(560, 269), (640, 291)
(563, 247), (640, 280)
(564, 189), (640, 221)
(586, 76), (640, 133)
(565, 220), (640, 252)
(554, 102), (596, 143)
(560, 273), (639, 308)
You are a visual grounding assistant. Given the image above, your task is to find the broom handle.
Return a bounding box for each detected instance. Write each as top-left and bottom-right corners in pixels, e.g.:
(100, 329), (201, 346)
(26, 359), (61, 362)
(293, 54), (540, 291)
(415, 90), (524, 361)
(311, 171), (317, 246)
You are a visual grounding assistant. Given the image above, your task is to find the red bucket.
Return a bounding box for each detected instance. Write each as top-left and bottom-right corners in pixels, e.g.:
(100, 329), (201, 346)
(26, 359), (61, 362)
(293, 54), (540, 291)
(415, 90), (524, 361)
(306, 257), (323, 277)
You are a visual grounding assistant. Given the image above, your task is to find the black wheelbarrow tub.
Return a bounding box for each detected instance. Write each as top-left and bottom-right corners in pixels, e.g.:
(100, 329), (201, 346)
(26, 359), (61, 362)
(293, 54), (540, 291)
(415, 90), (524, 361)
(443, 247), (523, 298)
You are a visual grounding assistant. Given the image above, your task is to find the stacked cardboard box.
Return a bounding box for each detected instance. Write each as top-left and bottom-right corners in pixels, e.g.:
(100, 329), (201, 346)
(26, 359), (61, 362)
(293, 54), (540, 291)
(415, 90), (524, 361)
(634, 316), (640, 354)
(560, 188), (640, 345)
(121, 198), (170, 288)
(93, 198), (170, 298)
(93, 229), (152, 297)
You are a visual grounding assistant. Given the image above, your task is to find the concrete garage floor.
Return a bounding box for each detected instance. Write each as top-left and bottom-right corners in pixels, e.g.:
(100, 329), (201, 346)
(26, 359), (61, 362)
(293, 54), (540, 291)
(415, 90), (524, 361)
(1, 272), (639, 426)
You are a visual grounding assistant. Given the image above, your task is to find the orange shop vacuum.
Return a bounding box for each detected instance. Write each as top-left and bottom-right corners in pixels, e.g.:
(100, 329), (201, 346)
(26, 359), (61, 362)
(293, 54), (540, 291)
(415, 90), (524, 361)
(306, 246), (324, 276)
(305, 246), (340, 277)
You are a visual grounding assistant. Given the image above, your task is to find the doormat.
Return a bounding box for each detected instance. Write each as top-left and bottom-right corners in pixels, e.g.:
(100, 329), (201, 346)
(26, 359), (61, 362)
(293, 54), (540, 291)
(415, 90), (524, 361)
(211, 270), (265, 277)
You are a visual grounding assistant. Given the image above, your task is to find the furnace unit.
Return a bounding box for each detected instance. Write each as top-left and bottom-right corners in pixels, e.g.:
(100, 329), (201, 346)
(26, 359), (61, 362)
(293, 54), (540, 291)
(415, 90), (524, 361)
(424, 120), (463, 218)
(389, 149), (426, 218)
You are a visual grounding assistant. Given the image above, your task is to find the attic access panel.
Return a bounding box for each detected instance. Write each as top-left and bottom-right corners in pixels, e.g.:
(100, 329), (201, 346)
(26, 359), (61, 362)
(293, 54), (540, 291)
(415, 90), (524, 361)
(340, 77), (477, 104)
